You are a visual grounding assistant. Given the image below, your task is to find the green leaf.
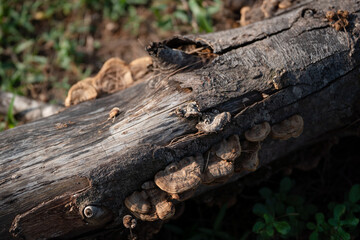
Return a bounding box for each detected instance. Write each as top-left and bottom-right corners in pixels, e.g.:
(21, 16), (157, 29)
(259, 187), (272, 199)
(334, 204), (346, 220)
(263, 214), (274, 224)
(307, 222), (317, 230)
(253, 203), (268, 216)
(315, 213), (325, 225)
(349, 184), (360, 203)
(309, 231), (319, 240)
(341, 217), (359, 227)
(265, 225), (274, 236)
(273, 221), (291, 235)
(15, 40), (34, 53)
(252, 221), (266, 233)
(279, 177), (293, 193)
(337, 227), (351, 240)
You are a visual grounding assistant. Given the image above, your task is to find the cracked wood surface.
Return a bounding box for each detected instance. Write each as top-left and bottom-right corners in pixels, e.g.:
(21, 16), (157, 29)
(0, 0), (360, 239)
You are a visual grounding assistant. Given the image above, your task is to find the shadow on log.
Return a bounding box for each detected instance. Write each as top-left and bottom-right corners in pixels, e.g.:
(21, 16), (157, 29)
(0, 0), (360, 239)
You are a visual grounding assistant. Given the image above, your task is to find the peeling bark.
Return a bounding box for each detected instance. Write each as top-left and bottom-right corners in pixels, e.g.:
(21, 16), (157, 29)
(0, 0), (360, 239)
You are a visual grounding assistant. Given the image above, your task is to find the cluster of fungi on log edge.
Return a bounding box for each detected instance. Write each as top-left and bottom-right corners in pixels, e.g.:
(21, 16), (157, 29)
(123, 114), (304, 225)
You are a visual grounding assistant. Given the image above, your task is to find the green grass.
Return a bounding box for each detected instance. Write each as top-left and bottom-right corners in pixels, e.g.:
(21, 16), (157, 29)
(0, 0), (221, 129)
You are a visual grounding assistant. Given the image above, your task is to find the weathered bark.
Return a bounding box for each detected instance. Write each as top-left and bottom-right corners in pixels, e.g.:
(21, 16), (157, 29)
(1, 0), (360, 239)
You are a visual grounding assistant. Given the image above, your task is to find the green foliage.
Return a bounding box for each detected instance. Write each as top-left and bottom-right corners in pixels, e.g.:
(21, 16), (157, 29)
(0, 0), (221, 102)
(306, 184), (360, 240)
(252, 179), (360, 240)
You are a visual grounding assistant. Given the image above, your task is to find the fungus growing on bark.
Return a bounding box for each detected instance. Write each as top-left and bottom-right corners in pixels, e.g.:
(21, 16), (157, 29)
(64, 78), (97, 107)
(196, 112), (231, 133)
(202, 135), (240, 185)
(92, 58), (133, 94)
(108, 107), (120, 122)
(271, 115), (304, 140)
(144, 184), (175, 221)
(124, 191), (151, 214)
(154, 155), (204, 194)
(202, 155), (234, 185)
(235, 141), (261, 172)
(245, 122), (271, 142)
(214, 135), (241, 161)
(129, 56), (153, 81)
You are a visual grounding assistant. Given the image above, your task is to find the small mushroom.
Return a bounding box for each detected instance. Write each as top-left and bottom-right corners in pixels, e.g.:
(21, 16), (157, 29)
(235, 141), (261, 172)
(202, 154), (234, 185)
(108, 107), (120, 122)
(123, 215), (137, 229)
(129, 56), (153, 81)
(154, 154), (204, 194)
(196, 112), (231, 133)
(124, 191), (151, 214)
(245, 122), (271, 142)
(64, 78), (98, 107)
(213, 135), (241, 161)
(271, 115), (304, 140)
(92, 58), (133, 94)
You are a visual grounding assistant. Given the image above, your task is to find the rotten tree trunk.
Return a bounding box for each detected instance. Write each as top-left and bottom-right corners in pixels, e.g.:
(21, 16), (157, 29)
(1, 0), (360, 239)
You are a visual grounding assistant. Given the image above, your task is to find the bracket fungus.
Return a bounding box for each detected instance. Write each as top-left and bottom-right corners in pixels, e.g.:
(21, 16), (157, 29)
(129, 56), (153, 81)
(214, 135), (241, 161)
(202, 135), (240, 185)
(271, 115), (304, 140)
(245, 122), (271, 142)
(145, 185), (175, 221)
(125, 182), (175, 221)
(64, 78), (98, 107)
(196, 112), (231, 133)
(154, 155), (204, 194)
(124, 191), (151, 214)
(92, 58), (133, 94)
(235, 141), (261, 172)
(202, 154), (234, 185)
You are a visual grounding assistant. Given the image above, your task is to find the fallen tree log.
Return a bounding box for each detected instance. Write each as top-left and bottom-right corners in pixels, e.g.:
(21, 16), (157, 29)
(1, 0), (360, 239)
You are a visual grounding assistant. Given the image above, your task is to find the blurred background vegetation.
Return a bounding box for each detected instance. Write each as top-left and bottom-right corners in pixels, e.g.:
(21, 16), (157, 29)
(0, 0), (226, 130)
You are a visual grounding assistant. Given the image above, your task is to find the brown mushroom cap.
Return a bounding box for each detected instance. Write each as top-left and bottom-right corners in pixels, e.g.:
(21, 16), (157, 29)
(202, 154), (234, 185)
(145, 186), (175, 221)
(245, 122), (271, 142)
(271, 115), (304, 140)
(235, 141), (261, 172)
(132, 209), (159, 222)
(155, 200), (175, 220)
(64, 78), (97, 107)
(92, 58), (133, 94)
(213, 135), (241, 161)
(129, 56), (152, 81)
(154, 155), (204, 194)
(124, 191), (151, 214)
